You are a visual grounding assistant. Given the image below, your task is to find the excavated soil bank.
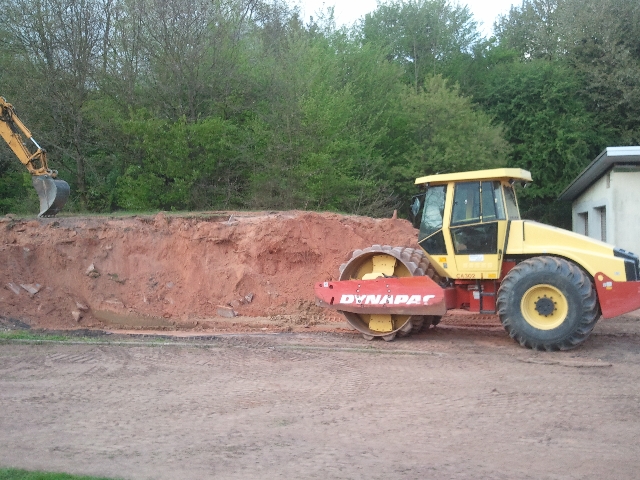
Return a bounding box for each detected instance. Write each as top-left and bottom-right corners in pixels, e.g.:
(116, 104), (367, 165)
(0, 211), (420, 331)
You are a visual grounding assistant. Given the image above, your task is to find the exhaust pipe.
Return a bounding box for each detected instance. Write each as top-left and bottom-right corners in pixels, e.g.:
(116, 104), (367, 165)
(32, 175), (70, 217)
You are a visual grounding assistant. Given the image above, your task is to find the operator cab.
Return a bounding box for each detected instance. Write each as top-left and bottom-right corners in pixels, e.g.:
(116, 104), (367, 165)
(410, 168), (531, 280)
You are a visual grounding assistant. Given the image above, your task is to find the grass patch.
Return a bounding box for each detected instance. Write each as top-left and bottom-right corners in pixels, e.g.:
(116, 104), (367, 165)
(0, 330), (71, 342)
(55, 209), (233, 219)
(0, 328), (114, 343)
(0, 328), (180, 346)
(0, 468), (119, 480)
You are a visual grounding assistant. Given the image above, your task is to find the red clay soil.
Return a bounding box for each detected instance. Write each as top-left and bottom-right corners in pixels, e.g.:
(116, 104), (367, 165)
(0, 211), (420, 331)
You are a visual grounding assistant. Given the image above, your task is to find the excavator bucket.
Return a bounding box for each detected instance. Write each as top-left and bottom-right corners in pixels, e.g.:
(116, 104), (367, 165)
(32, 175), (70, 217)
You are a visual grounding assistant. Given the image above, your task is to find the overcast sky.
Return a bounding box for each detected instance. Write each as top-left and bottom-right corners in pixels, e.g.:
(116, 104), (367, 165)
(292, 0), (518, 37)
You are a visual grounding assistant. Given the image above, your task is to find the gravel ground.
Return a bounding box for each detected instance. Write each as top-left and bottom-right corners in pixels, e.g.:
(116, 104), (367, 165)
(1, 314), (640, 479)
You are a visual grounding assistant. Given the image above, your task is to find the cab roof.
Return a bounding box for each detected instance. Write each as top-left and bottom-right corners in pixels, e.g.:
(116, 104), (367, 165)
(415, 168), (532, 185)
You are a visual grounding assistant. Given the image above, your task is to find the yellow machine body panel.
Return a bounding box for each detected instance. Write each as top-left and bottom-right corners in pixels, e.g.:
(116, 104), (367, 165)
(505, 220), (627, 280)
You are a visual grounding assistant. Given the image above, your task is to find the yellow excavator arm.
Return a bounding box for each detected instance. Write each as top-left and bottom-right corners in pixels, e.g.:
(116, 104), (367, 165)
(0, 96), (70, 217)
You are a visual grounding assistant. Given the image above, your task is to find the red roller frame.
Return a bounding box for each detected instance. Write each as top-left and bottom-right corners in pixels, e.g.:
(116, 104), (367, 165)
(315, 276), (447, 316)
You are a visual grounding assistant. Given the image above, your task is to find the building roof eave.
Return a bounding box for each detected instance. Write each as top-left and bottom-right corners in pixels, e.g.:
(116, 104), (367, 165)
(558, 146), (640, 202)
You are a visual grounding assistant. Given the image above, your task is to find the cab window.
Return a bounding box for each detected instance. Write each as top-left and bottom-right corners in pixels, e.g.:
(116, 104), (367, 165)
(481, 181), (506, 222)
(451, 223), (499, 254)
(450, 181), (505, 255)
(503, 185), (520, 219)
(419, 185), (446, 241)
(451, 182), (480, 226)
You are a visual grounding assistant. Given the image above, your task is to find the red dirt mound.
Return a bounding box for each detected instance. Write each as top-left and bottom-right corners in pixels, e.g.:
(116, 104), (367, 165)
(0, 211), (419, 330)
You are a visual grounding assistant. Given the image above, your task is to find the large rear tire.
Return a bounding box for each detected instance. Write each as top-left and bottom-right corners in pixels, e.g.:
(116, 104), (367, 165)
(338, 245), (437, 340)
(496, 256), (599, 351)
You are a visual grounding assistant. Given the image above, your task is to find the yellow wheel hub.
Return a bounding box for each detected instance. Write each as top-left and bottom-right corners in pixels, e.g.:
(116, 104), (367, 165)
(520, 284), (568, 330)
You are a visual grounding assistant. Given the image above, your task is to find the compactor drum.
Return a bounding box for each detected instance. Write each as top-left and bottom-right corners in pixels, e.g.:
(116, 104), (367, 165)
(336, 245), (437, 340)
(315, 167), (640, 350)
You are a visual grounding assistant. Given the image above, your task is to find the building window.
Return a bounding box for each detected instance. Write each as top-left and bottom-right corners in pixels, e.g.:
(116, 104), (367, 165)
(578, 212), (588, 237)
(596, 207), (606, 242)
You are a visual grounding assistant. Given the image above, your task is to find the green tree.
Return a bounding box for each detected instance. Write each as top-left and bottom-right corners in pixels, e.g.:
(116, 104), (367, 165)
(562, 0), (640, 144)
(477, 59), (607, 224)
(132, 0), (258, 121)
(114, 112), (245, 211)
(495, 0), (640, 144)
(384, 75), (510, 201)
(362, 0), (480, 91)
(245, 15), (400, 215)
(494, 0), (562, 60)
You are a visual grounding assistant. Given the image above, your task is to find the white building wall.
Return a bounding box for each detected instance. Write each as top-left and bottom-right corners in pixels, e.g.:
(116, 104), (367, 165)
(571, 168), (640, 254)
(572, 174), (612, 242)
(611, 169), (640, 254)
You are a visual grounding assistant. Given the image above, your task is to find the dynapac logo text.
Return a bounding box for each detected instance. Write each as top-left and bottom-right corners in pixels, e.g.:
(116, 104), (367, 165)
(339, 294), (436, 305)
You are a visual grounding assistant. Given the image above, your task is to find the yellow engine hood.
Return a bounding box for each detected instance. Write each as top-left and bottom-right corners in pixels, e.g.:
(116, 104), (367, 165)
(505, 220), (627, 281)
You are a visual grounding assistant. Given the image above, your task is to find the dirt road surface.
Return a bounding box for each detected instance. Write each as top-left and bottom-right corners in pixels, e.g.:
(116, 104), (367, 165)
(2, 313), (640, 480)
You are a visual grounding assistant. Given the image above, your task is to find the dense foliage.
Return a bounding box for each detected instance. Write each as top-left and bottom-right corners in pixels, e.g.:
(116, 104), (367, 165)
(0, 0), (638, 225)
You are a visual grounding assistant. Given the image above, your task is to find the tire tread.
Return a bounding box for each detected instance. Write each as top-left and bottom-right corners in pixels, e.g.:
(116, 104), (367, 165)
(497, 256), (599, 351)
